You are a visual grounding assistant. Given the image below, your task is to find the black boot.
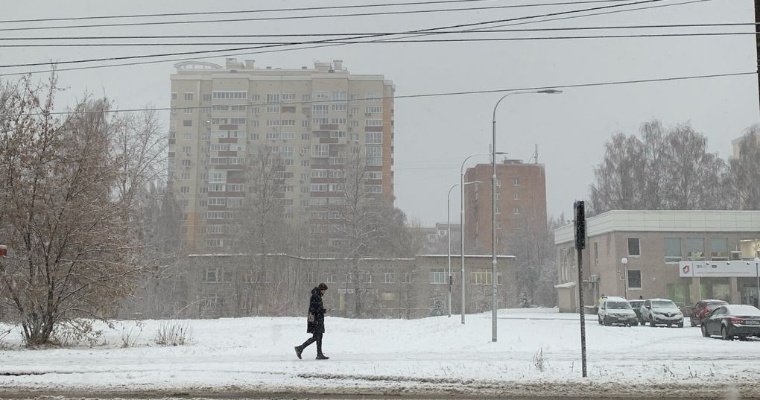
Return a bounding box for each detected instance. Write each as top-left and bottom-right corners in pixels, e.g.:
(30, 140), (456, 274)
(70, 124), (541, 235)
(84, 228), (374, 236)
(294, 346), (303, 359)
(316, 353), (329, 360)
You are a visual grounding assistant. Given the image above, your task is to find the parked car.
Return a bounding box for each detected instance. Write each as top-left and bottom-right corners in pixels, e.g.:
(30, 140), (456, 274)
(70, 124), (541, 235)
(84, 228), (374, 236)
(701, 304), (760, 340)
(598, 296), (638, 326)
(639, 298), (684, 327)
(628, 299), (645, 323)
(690, 299), (728, 327)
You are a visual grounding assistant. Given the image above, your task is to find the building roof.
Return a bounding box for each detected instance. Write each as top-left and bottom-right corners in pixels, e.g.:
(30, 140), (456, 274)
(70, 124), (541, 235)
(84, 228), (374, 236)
(555, 210), (760, 245)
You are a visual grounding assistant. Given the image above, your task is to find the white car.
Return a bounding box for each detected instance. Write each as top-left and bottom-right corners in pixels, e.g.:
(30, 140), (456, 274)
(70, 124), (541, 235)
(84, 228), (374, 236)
(639, 298), (684, 328)
(598, 296), (639, 326)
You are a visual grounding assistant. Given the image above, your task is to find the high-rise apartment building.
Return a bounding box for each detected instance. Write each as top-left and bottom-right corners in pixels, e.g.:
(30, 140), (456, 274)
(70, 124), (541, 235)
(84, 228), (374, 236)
(168, 59), (395, 252)
(463, 160), (547, 254)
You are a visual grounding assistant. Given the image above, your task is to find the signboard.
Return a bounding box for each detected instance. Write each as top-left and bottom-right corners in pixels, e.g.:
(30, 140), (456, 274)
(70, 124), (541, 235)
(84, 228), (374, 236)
(679, 261), (758, 278)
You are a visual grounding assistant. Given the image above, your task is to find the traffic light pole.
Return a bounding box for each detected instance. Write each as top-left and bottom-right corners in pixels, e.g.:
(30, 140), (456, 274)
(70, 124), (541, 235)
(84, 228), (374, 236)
(574, 201), (588, 378)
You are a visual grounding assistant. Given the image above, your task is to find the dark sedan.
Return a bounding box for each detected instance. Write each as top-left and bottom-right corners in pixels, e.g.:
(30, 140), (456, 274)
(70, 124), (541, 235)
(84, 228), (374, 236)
(701, 304), (760, 340)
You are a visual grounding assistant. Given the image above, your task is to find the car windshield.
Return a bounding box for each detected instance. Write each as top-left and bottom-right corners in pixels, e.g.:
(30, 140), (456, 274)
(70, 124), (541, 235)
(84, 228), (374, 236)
(652, 300), (677, 309)
(629, 301), (643, 307)
(608, 302), (631, 310)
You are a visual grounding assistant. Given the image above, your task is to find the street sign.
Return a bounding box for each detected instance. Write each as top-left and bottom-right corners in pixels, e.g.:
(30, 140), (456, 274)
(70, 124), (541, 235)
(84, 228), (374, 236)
(679, 260), (757, 278)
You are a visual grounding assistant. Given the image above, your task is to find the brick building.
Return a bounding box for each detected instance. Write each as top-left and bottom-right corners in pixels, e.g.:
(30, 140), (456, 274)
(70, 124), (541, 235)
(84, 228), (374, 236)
(463, 160), (548, 254)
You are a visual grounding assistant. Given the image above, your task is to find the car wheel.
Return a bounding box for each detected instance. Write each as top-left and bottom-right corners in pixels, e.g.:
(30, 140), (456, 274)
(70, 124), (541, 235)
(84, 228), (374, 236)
(701, 324), (709, 337)
(667, 324), (672, 328)
(650, 319), (657, 327)
(721, 326), (732, 341)
(603, 316), (609, 326)
(677, 323), (683, 328)
(598, 315), (602, 325)
(631, 321), (638, 327)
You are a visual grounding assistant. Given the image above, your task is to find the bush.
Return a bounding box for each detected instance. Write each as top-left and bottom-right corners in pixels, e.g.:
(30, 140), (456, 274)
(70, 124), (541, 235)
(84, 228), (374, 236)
(155, 321), (191, 346)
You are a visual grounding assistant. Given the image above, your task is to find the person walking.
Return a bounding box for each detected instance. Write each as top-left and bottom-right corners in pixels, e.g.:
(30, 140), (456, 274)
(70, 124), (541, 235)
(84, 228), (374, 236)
(295, 283), (329, 360)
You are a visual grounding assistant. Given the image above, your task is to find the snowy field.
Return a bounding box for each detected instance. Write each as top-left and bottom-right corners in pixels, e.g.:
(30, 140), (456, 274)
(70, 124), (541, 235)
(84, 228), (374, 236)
(1, 308), (760, 398)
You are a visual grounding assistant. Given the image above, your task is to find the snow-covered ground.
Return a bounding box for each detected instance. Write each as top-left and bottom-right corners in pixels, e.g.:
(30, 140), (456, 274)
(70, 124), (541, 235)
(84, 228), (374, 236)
(1, 308), (760, 398)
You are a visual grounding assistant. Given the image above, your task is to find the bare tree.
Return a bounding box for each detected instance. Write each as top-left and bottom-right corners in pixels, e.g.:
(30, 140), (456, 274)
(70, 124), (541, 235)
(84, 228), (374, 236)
(0, 75), (163, 346)
(590, 120), (728, 214)
(728, 127), (760, 209)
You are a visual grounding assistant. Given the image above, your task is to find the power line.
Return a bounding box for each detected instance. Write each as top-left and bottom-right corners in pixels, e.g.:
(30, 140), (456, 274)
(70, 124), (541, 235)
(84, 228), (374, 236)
(1, 32), (755, 47)
(0, 0), (637, 24)
(0, 0), (651, 33)
(479, 0), (713, 30)
(1, 22), (754, 42)
(0, 0), (680, 69)
(27, 70), (757, 116)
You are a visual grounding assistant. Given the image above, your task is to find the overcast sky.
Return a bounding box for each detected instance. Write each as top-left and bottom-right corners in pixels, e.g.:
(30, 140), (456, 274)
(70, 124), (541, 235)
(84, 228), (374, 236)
(2, 0), (757, 226)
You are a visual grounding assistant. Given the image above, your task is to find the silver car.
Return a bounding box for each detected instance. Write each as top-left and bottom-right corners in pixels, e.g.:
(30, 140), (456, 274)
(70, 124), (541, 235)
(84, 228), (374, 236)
(640, 298), (684, 328)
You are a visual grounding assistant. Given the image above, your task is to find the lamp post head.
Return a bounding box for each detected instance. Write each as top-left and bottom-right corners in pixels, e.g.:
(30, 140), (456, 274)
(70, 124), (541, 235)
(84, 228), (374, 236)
(621, 257), (628, 265)
(537, 89), (563, 94)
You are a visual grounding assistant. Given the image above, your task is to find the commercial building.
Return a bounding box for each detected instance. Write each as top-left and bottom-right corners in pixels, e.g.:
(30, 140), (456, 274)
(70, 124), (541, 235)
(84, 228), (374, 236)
(554, 210), (760, 312)
(168, 59), (395, 253)
(463, 160), (547, 254)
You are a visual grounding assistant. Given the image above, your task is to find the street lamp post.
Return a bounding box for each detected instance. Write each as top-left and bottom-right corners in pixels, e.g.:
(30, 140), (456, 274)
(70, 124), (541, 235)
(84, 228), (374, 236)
(448, 181), (479, 318)
(621, 257), (629, 300)
(755, 257), (760, 307)
(491, 89), (562, 342)
(460, 153), (504, 324)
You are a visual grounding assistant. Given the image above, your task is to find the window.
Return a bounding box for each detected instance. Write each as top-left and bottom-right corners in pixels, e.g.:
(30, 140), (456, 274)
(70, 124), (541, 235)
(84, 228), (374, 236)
(627, 270), (641, 289)
(513, 192), (520, 200)
(627, 238), (640, 256)
(710, 238), (729, 260)
(182, 120), (192, 127)
(471, 271), (491, 285)
(384, 272), (395, 283)
(513, 207), (520, 215)
(687, 238), (705, 261)
(171, 92), (177, 100)
(664, 238), (682, 263)
(203, 94), (211, 101)
(513, 177), (520, 186)
(365, 132), (382, 144)
(401, 272), (412, 283)
(204, 268), (219, 282)
(429, 269), (446, 284)
(312, 104), (329, 115)
(184, 93), (194, 101)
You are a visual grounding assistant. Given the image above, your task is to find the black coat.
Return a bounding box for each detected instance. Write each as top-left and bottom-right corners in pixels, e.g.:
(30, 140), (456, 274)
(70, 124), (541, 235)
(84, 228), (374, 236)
(307, 287), (326, 334)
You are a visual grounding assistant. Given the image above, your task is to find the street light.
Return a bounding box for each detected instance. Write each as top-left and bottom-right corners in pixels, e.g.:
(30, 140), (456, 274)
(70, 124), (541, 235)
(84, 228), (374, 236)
(447, 181), (480, 318)
(491, 89), (562, 342)
(621, 257), (629, 300)
(755, 257), (760, 308)
(460, 152), (505, 324)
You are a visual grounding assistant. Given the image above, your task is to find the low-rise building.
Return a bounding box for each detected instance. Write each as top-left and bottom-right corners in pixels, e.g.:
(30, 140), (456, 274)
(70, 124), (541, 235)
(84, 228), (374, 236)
(121, 253), (515, 319)
(554, 210), (760, 313)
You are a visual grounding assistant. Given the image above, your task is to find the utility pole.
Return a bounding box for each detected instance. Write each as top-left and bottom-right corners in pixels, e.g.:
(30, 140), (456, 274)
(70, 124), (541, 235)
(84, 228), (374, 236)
(755, 0), (760, 114)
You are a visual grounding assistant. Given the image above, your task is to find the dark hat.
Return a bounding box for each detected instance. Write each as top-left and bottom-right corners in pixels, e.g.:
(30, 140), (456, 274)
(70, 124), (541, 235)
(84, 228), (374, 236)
(318, 283), (328, 290)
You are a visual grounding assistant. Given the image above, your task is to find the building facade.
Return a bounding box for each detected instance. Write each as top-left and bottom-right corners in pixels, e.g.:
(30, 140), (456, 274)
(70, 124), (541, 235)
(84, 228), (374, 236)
(554, 210), (760, 312)
(168, 59), (395, 253)
(119, 253), (516, 320)
(463, 160), (547, 253)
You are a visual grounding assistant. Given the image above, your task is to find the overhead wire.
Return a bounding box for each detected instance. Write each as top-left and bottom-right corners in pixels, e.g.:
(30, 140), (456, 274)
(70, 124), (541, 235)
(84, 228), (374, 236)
(0, 0), (692, 70)
(1, 22), (754, 42)
(0, 32), (755, 47)
(0, 0), (658, 33)
(26, 70), (757, 116)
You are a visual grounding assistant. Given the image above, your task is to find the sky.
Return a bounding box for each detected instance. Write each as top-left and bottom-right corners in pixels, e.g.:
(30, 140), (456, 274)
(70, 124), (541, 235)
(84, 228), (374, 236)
(1, 0), (758, 226)
(1, 309), (760, 397)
